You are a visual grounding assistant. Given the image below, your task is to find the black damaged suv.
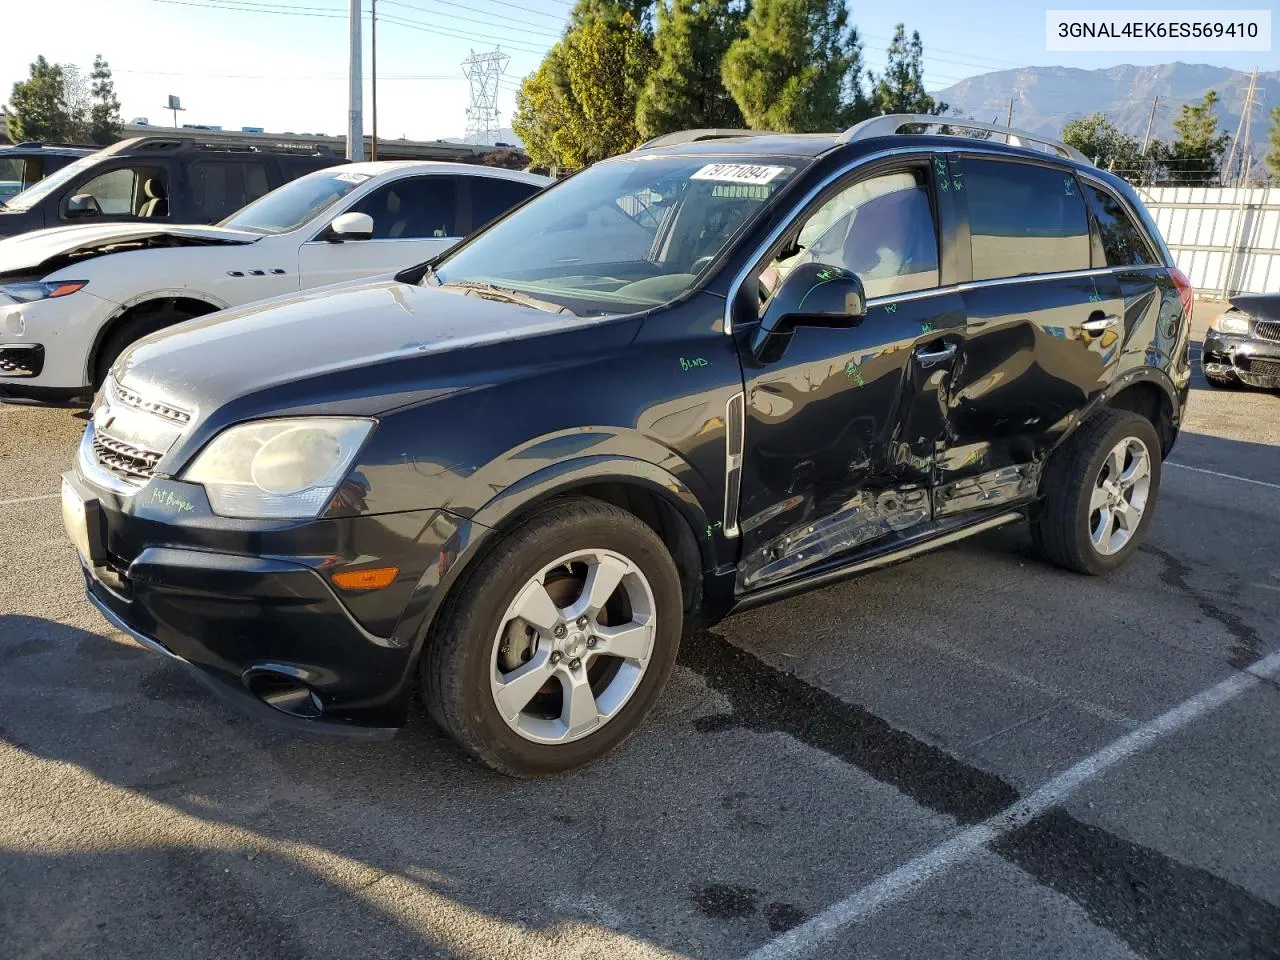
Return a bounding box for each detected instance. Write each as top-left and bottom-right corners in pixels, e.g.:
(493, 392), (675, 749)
(64, 116), (1192, 775)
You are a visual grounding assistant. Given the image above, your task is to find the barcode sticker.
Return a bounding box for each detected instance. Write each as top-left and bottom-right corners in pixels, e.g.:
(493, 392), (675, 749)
(691, 163), (785, 185)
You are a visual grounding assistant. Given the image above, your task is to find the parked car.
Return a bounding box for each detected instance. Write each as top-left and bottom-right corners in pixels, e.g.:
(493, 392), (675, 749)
(0, 135), (344, 240)
(64, 116), (1192, 776)
(0, 161), (550, 399)
(0, 142), (94, 203)
(1202, 293), (1280, 390)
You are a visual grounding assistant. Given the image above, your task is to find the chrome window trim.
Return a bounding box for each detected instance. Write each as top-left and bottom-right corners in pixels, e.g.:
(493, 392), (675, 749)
(723, 144), (1155, 335)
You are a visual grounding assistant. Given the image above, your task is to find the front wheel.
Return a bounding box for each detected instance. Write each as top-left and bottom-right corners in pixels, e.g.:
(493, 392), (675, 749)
(1031, 410), (1162, 575)
(423, 497), (683, 776)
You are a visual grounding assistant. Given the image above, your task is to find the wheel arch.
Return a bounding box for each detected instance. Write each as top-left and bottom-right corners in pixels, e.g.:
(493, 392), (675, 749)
(1102, 369), (1178, 457)
(397, 455), (717, 678)
(86, 290), (228, 383)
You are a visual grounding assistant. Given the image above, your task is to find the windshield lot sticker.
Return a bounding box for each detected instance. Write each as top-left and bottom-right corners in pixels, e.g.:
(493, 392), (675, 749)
(691, 164), (785, 185)
(680, 356), (709, 371)
(151, 488), (195, 513)
(335, 172), (373, 183)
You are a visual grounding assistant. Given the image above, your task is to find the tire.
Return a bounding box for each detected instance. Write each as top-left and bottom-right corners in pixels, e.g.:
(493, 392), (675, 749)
(423, 497), (684, 776)
(1030, 410), (1162, 576)
(93, 307), (192, 388)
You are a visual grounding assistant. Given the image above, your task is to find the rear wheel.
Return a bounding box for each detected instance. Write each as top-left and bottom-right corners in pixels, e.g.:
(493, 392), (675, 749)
(423, 497), (683, 776)
(1031, 410), (1161, 575)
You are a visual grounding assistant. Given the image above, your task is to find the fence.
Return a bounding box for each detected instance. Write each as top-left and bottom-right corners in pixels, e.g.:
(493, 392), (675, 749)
(1137, 186), (1280, 299)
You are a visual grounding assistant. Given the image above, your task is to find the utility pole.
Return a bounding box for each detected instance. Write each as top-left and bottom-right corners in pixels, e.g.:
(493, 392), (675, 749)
(347, 0), (364, 161)
(1006, 94), (1016, 127)
(1140, 96), (1158, 155)
(370, 0), (378, 161)
(1236, 69), (1259, 187)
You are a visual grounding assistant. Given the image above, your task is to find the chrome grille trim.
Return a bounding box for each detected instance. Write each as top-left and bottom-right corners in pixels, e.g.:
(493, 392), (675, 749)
(1254, 320), (1280, 343)
(91, 433), (162, 484)
(111, 380), (193, 424)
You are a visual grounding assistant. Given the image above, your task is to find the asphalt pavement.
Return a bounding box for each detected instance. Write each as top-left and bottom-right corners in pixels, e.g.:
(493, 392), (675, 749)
(0, 299), (1277, 960)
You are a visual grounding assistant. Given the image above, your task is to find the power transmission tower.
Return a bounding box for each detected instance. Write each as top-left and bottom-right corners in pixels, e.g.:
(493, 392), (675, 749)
(1223, 68), (1258, 186)
(461, 48), (509, 145)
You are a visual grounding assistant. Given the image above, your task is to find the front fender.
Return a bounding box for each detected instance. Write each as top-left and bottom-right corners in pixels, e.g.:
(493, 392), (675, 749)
(381, 454), (718, 714)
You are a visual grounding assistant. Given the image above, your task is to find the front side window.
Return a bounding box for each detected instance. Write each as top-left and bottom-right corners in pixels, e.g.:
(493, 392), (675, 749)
(435, 156), (798, 314)
(75, 165), (167, 217)
(762, 169), (940, 302)
(0, 158), (23, 201)
(965, 159), (1090, 280)
(1083, 183), (1157, 267)
(352, 176), (459, 239)
(221, 169), (372, 233)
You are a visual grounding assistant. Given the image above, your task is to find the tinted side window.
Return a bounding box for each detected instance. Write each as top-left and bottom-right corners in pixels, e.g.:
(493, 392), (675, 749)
(762, 169), (940, 301)
(1083, 184), (1156, 267)
(471, 177), (540, 230)
(355, 176), (459, 239)
(965, 160), (1090, 280)
(75, 165), (167, 216)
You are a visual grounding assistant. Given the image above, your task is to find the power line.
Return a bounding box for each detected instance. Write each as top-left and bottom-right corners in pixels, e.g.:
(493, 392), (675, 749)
(377, 12), (547, 53)
(380, 0), (562, 38)
(383, 0), (566, 25)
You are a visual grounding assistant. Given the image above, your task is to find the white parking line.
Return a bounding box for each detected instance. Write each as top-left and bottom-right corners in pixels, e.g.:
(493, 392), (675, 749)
(742, 646), (1280, 960)
(0, 493), (59, 506)
(1166, 462), (1280, 491)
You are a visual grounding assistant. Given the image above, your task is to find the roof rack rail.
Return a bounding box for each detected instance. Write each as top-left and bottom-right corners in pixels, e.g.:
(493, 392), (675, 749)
(837, 114), (1090, 165)
(113, 135), (335, 157)
(8, 140), (92, 150)
(637, 128), (777, 150)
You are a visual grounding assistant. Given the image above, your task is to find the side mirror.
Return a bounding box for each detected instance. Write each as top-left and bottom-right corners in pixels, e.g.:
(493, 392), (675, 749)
(750, 262), (867, 363)
(65, 194), (102, 219)
(327, 211), (374, 242)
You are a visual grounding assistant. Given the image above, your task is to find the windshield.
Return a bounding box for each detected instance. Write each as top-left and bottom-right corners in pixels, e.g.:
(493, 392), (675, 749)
(221, 169), (373, 234)
(2, 152), (104, 212)
(434, 156), (798, 314)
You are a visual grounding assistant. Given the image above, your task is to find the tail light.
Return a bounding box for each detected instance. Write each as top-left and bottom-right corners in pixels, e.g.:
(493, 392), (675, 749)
(1169, 267), (1195, 332)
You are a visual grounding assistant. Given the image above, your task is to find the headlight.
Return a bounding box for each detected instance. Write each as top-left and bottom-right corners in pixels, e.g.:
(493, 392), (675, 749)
(0, 280), (88, 303)
(183, 417), (375, 519)
(1210, 311), (1250, 335)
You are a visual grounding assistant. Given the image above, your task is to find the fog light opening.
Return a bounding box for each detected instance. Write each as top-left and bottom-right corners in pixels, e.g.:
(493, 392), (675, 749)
(245, 670), (323, 718)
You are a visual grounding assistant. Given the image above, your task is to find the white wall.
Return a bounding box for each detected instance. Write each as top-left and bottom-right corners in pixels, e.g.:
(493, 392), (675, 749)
(1138, 186), (1280, 298)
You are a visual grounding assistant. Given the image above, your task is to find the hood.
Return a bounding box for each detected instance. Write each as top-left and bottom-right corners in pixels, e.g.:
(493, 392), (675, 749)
(1229, 293), (1280, 324)
(117, 279), (612, 412)
(0, 223), (260, 276)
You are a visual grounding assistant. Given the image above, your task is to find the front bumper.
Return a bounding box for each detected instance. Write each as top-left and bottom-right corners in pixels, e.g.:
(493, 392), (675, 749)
(1202, 330), (1280, 388)
(64, 468), (461, 733)
(0, 291), (118, 393)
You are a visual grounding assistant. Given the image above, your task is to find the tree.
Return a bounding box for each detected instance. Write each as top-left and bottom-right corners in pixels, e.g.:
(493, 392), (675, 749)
(1061, 113), (1147, 174)
(562, 13), (655, 162)
(479, 147), (531, 170)
(6, 56), (73, 143)
(1266, 105), (1280, 182)
(512, 47), (578, 169)
(61, 64), (92, 141)
(570, 0), (653, 29)
(1165, 91), (1229, 184)
(869, 24), (946, 117)
(721, 0), (867, 132)
(89, 55), (122, 145)
(636, 0), (744, 139)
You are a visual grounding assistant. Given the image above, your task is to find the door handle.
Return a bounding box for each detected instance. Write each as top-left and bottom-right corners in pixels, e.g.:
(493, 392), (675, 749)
(1081, 314), (1121, 333)
(914, 342), (956, 368)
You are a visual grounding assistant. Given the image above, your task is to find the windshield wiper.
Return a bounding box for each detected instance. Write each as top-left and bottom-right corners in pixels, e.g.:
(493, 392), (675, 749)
(421, 262), (441, 286)
(443, 281), (576, 316)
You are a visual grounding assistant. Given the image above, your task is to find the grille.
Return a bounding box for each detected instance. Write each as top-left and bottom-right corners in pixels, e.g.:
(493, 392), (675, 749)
(1243, 357), (1280, 379)
(111, 380), (192, 424)
(0, 346), (43, 377)
(1254, 320), (1280, 343)
(92, 433), (163, 483)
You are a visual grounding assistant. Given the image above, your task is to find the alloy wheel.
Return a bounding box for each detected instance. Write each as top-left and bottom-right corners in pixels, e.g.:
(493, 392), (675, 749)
(1088, 437), (1152, 556)
(489, 548), (656, 744)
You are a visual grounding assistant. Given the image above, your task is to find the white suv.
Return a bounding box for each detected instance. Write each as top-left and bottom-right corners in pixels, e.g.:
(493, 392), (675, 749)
(0, 161), (550, 399)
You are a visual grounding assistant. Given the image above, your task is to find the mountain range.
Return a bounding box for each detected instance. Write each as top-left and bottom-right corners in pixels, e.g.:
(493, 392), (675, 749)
(933, 63), (1277, 158)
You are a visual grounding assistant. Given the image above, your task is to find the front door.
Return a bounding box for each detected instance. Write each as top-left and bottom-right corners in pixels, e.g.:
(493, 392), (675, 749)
(298, 175), (463, 288)
(731, 158), (962, 592)
(938, 156), (1124, 516)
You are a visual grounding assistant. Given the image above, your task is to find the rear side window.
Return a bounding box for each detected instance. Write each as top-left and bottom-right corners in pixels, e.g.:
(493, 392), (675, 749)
(470, 177), (540, 231)
(1083, 184), (1157, 266)
(191, 161), (275, 221)
(964, 159), (1090, 280)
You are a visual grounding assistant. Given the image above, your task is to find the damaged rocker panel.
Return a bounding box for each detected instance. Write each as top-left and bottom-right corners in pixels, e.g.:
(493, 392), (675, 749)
(935, 463), (1040, 517)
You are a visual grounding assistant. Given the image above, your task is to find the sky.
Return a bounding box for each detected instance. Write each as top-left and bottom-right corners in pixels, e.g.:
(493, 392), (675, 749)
(3, 0), (1275, 143)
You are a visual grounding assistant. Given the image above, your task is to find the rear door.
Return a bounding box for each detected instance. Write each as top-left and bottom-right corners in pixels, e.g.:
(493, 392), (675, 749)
(732, 154), (966, 592)
(937, 155), (1124, 517)
(298, 174), (462, 287)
